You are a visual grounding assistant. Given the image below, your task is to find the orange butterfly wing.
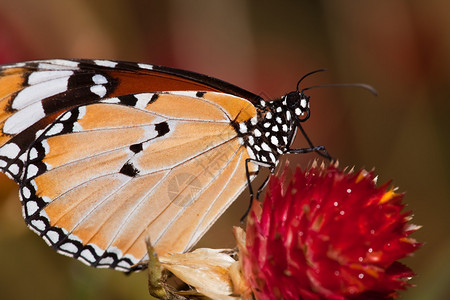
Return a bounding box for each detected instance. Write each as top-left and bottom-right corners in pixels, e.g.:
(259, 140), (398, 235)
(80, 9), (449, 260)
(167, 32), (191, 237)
(0, 59), (260, 181)
(20, 91), (258, 271)
(0, 59), (285, 272)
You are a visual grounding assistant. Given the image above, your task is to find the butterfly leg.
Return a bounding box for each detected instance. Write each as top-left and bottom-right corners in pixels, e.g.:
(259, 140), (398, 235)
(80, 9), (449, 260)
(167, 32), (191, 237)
(292, 123), (333, 161)
(245, 158), (274, 200)
(241, 158), (274, 223)
(255, 174), (271, 200)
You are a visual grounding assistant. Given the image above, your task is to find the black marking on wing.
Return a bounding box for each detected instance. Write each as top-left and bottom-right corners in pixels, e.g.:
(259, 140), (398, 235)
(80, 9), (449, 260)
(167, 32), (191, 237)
(155, 122), (169, 137)
(149, 93), (159, 104)
(41, 71), (118, 116)
(119, 162), (140, 177)
(117, 94), (138, 107)
(129, 143), (143, 154)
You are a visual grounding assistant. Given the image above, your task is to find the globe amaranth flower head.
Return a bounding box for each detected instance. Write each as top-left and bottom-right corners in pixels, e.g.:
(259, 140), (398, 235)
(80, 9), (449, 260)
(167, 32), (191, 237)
(240, 163), (421, 300)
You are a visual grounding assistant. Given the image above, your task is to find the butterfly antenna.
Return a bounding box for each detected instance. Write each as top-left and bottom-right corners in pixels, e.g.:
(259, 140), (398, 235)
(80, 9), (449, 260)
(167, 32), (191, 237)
(296, 68), (327, 92)
(301, 83), (378, 96)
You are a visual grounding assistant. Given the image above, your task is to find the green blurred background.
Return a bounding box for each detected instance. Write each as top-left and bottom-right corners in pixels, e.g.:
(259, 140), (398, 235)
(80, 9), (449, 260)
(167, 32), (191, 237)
(0, 1), (449, 299)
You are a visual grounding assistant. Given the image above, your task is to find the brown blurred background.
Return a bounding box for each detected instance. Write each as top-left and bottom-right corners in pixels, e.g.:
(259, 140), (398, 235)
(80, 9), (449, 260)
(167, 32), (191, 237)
(0, 1), (449, 299)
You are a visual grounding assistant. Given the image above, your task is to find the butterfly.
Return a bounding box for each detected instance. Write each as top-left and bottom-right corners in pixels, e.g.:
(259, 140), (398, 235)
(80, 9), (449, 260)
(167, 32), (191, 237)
(0, 59), (328, 272)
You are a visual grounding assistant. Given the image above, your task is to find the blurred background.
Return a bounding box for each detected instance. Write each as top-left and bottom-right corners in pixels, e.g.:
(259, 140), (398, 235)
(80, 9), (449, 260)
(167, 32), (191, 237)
(0, 1), (449, 299)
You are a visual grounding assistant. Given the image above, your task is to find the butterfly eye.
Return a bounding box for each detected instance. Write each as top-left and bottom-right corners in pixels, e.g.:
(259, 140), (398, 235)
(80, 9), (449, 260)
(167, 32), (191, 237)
(284, 91), (310, 122)
(284, 91), (301, 107)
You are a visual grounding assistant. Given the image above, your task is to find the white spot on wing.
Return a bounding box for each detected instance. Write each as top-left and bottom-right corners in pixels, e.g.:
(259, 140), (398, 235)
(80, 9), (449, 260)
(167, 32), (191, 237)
(3, 102), (46, 135)
(90, 85), (107, 97)
(45, 123), (64, 136)
(117, 260), (132, 269)
(138, 63), (153, 70)
(8, 164), (19, 175)
(59, 111), (72, 121)
(28, 71), (73, 85)
(46, 230), (60, 244)
(38, 60), (79, 69)
(35, 129), (45, 139)
(29, 147), (38, 160)
(170, 91), (198, 98)
(12, 77), (69, 110)
(135, 93), (154, 108)
(239, 123), (248, 134)
(72, 122), (83, 132)
(26, 164), (39, 178)
(92, 74), (108, 84)
(41, 140), (50, 154)
(46, 123), (64, 136)
(80, 249), (96, 263)
(100, 97), (121, 104)
(78, 106), (87, 119)
(60, 243), (78, 254)
(0, 143), (21, 159)
(22, 186), (31, 199)
(30, 219), (46, 231)
(99, 257), (114, 265)
(26, 201), (39, 216)
(94, 60), (117, 68)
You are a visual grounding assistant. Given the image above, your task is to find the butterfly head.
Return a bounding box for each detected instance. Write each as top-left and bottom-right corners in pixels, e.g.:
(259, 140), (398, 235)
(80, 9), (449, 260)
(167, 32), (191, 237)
(284, 90), (311, 123)
(280, 68), (327, 125)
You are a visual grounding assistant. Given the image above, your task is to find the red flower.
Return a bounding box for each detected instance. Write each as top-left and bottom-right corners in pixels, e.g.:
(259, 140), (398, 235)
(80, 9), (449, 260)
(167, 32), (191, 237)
(240, 164), (420, 300)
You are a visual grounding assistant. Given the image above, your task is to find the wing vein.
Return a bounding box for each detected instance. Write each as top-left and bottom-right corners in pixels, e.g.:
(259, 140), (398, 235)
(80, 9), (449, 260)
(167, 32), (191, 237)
(109, 138), (241, 257)
(184, 147), (245, 250)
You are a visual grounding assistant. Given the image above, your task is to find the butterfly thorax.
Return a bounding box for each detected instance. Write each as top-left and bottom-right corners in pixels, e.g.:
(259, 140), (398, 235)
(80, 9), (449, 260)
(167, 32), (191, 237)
(234, 91), (310, 165)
